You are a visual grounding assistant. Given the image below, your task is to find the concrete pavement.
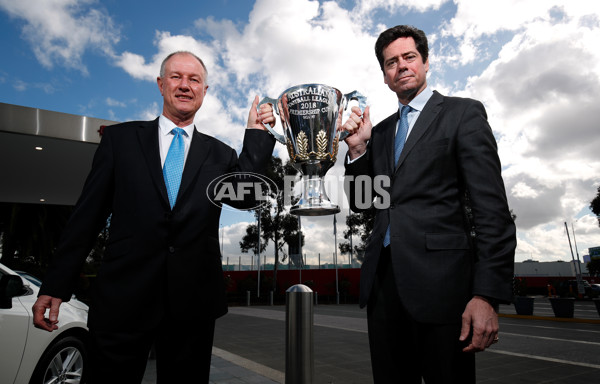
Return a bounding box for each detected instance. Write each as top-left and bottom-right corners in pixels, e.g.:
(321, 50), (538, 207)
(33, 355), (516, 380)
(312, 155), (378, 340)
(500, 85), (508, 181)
(143, 298), (600, 383)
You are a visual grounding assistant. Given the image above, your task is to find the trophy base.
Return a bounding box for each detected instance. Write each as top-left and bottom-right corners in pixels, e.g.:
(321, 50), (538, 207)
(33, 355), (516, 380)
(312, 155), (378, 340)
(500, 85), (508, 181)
(290, 174), (340, 216)
(290, 203), (340, 216)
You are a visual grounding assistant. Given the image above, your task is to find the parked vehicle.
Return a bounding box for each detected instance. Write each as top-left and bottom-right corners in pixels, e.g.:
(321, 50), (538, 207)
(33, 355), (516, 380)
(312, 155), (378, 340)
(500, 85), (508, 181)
(0, 263), (89, 384)
(565, 279), (593, 297)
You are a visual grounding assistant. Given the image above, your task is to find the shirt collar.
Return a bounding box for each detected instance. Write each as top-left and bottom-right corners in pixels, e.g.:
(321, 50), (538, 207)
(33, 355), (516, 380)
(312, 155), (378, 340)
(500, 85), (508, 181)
(159, 114), (195, 137)
(400, 86), (433, 112)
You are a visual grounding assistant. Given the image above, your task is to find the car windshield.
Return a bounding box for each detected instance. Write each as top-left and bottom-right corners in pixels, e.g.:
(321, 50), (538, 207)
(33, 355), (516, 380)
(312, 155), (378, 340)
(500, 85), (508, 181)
(15, 271), (42, 287)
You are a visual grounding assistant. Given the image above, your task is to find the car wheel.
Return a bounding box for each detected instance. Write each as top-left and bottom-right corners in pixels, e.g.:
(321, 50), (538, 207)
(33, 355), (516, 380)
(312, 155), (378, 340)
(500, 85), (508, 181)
(30, 335), (87, 384)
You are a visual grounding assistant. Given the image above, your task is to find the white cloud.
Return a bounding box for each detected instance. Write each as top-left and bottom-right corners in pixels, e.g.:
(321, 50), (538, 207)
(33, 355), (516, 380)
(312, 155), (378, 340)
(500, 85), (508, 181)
(12, 79), (55, 94)
(448, 3), (600, 258)
(356, 0), (447, 15)
(189, 0), (600, 261)
(105, 97), (126, 107)
(114, 31), (219, 83)
(0, 0), (120, 74)
(13, 80), (27, 92)
(136, 101), (160, 121)
(11, 0), (597, 262)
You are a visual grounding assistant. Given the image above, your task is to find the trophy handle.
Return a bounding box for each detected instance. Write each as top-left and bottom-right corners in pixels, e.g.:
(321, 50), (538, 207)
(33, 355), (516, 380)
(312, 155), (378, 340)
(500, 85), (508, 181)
(340, 90), (368, 141)
(258, 96), (286, 144)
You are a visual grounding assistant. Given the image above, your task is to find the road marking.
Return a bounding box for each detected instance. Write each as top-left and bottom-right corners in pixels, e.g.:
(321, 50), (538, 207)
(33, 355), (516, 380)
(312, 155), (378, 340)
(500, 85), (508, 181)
(212, 347), (284, 383)
(501, 321), (600, 334)
(501, 332), (600, 345)
(489, 349), (600, 369)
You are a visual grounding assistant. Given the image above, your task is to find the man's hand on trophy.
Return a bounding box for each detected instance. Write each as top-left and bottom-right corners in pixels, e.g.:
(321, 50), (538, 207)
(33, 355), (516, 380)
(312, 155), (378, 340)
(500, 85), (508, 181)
(343, 105), (372, 160)
(247, 95), (276, 130)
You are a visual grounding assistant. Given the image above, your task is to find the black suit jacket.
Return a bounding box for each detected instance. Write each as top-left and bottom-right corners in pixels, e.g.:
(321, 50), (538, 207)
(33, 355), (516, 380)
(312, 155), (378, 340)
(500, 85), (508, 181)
(345, 91), (516, 324)
(40, 118), (275, 332)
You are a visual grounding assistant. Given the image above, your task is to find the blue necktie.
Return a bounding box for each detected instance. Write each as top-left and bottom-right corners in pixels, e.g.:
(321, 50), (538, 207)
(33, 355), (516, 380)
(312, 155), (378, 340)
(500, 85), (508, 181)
(383, 105), (412, 247)
(163, 127), (186, 209)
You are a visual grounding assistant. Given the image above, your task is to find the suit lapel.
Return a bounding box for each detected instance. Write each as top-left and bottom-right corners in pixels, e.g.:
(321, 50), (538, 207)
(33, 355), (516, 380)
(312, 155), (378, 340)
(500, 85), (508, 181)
(395, 91), (444, 172)
(373, 112), (397, 177)
(384, 114), (396, 175)
(137, 118), (170, 206)
(177, 127), (211, 203)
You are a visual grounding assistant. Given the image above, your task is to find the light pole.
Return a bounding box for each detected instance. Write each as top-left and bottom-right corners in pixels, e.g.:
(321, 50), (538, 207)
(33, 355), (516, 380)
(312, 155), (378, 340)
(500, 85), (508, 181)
(220, 224), (224, 258)
(257, 208), (261, 298)
(348, 207), (353, 268)
(565, 221), (584, 296)
(334, 214), (339, 304)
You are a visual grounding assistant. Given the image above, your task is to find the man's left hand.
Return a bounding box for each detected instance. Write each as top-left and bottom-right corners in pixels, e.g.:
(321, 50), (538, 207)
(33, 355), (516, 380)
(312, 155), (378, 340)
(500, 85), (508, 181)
(459, 295), (499, 352)
(247, 95), (276, 130)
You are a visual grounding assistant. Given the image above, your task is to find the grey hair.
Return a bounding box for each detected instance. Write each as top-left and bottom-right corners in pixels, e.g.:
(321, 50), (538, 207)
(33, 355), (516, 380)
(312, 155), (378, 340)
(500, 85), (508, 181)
(159, 51), (208, 83)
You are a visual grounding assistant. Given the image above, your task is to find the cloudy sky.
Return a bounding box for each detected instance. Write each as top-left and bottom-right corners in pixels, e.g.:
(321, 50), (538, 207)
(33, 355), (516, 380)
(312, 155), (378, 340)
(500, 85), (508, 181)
(1, 0), (599, 267)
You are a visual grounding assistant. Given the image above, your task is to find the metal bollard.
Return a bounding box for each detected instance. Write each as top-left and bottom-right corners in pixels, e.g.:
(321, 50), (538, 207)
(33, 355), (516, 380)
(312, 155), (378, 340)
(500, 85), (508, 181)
(246, 290), (251, 306)
(270, 290), (274, 306)
(285, 284), (314, 384)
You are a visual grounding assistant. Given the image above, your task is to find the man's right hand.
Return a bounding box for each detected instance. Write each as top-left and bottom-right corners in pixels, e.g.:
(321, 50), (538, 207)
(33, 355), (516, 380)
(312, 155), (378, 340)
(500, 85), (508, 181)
(342, 105), (372, 160)
(32, 295), (62, 332)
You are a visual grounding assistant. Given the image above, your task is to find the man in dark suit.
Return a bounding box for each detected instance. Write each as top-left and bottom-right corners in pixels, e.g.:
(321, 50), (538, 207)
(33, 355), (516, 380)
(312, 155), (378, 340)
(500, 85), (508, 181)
(32, 51), (276, 383)
(343, 25), (516, 383)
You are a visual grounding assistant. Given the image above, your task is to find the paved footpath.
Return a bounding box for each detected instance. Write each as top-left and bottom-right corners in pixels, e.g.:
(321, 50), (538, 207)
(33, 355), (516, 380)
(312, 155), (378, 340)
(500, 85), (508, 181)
(143, 298), (600, 383)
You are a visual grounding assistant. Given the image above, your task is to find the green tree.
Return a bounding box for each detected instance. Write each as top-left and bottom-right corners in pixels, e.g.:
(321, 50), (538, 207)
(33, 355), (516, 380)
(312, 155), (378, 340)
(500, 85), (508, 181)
(587, 258), (600, 277)
(239, 157), (303, 291)
(339, 207), (375, 264)
(591, 185), (600, 227)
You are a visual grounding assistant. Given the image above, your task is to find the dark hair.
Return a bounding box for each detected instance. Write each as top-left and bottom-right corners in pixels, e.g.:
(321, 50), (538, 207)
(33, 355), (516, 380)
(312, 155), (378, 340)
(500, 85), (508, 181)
(375, 25), (429, 71)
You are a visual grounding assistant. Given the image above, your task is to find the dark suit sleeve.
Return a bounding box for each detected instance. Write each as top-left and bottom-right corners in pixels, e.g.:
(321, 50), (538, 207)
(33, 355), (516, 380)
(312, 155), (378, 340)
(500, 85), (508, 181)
(218, 128), (276, 209)
(39, 127), (116, 301)
(456, 100), (516, 303)
(236, 129), (276, 174)
(344, 153), (373, 213)
(344, 144), (376, 213)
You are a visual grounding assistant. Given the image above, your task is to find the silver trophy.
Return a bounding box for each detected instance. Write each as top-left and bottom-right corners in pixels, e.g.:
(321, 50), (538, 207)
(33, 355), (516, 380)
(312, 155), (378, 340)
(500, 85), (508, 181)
(260, 84), (366, 216)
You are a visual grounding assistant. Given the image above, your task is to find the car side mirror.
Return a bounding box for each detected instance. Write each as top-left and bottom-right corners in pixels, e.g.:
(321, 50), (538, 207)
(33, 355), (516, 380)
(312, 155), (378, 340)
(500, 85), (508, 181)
(0, 274), (24, 309)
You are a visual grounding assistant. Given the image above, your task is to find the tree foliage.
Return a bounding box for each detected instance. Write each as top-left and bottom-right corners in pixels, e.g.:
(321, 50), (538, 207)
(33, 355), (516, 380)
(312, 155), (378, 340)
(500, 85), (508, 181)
(587, 258), (600, 277)
(591, 185), (600, 228)
(338, 207), (376, 264)
(239, 157), (304, 289)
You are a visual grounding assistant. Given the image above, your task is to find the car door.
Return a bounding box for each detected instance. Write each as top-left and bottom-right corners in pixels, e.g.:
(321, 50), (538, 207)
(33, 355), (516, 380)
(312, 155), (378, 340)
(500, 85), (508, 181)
(0, 269), (29, 384)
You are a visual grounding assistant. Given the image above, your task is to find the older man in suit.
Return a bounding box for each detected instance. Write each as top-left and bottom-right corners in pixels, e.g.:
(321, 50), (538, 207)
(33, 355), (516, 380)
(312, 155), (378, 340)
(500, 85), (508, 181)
(32, 51), (276, 383)
(343, 25), (516, 383)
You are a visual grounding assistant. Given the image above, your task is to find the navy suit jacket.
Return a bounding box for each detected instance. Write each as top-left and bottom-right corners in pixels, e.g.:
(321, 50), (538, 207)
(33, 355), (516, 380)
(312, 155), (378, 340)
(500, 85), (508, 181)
(40, 118), (275, 332)
(345, 91), (516, 324)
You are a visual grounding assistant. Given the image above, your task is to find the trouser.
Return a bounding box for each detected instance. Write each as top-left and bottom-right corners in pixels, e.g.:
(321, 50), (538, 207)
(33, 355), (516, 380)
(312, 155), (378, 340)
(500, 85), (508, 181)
(366, 246), (475, 384)
(87, 315), (216, 383)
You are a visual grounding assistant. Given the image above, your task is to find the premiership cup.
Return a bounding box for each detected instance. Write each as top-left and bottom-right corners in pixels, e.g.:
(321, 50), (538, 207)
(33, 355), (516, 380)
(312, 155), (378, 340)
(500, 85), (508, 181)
(259, 84), (366, 216)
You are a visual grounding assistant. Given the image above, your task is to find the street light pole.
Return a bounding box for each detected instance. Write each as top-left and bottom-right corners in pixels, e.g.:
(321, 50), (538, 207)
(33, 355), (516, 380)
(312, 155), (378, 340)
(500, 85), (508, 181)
(257, 208), (261, 298)
(571, 222), (583, 276)
(334, 214), (339, 304)
(565, 221), (584, 296)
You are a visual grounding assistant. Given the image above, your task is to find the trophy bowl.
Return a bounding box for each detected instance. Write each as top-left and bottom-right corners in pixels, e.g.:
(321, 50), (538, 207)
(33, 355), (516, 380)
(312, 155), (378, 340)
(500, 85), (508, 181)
(259, 84), (366, 216)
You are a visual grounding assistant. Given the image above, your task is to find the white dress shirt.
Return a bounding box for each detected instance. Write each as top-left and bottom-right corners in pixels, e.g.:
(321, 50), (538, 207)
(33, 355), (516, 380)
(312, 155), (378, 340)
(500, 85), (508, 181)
(158, 114), (195, 168)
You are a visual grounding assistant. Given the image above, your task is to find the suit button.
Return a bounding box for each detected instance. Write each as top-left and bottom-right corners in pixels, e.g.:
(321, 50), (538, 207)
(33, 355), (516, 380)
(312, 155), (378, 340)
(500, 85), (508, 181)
(390, 203), (395, 209)
(169, 246), (175, 253)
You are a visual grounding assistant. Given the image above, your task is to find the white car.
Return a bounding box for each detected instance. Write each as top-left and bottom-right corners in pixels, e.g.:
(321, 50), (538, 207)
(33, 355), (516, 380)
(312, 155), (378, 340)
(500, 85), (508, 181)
(0, 263), (89, 384)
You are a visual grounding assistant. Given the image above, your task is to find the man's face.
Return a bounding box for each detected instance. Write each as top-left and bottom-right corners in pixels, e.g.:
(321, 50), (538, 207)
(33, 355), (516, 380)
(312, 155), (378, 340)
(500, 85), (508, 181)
(382, 37), (429, 103)
(157, 53), (208, 125)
